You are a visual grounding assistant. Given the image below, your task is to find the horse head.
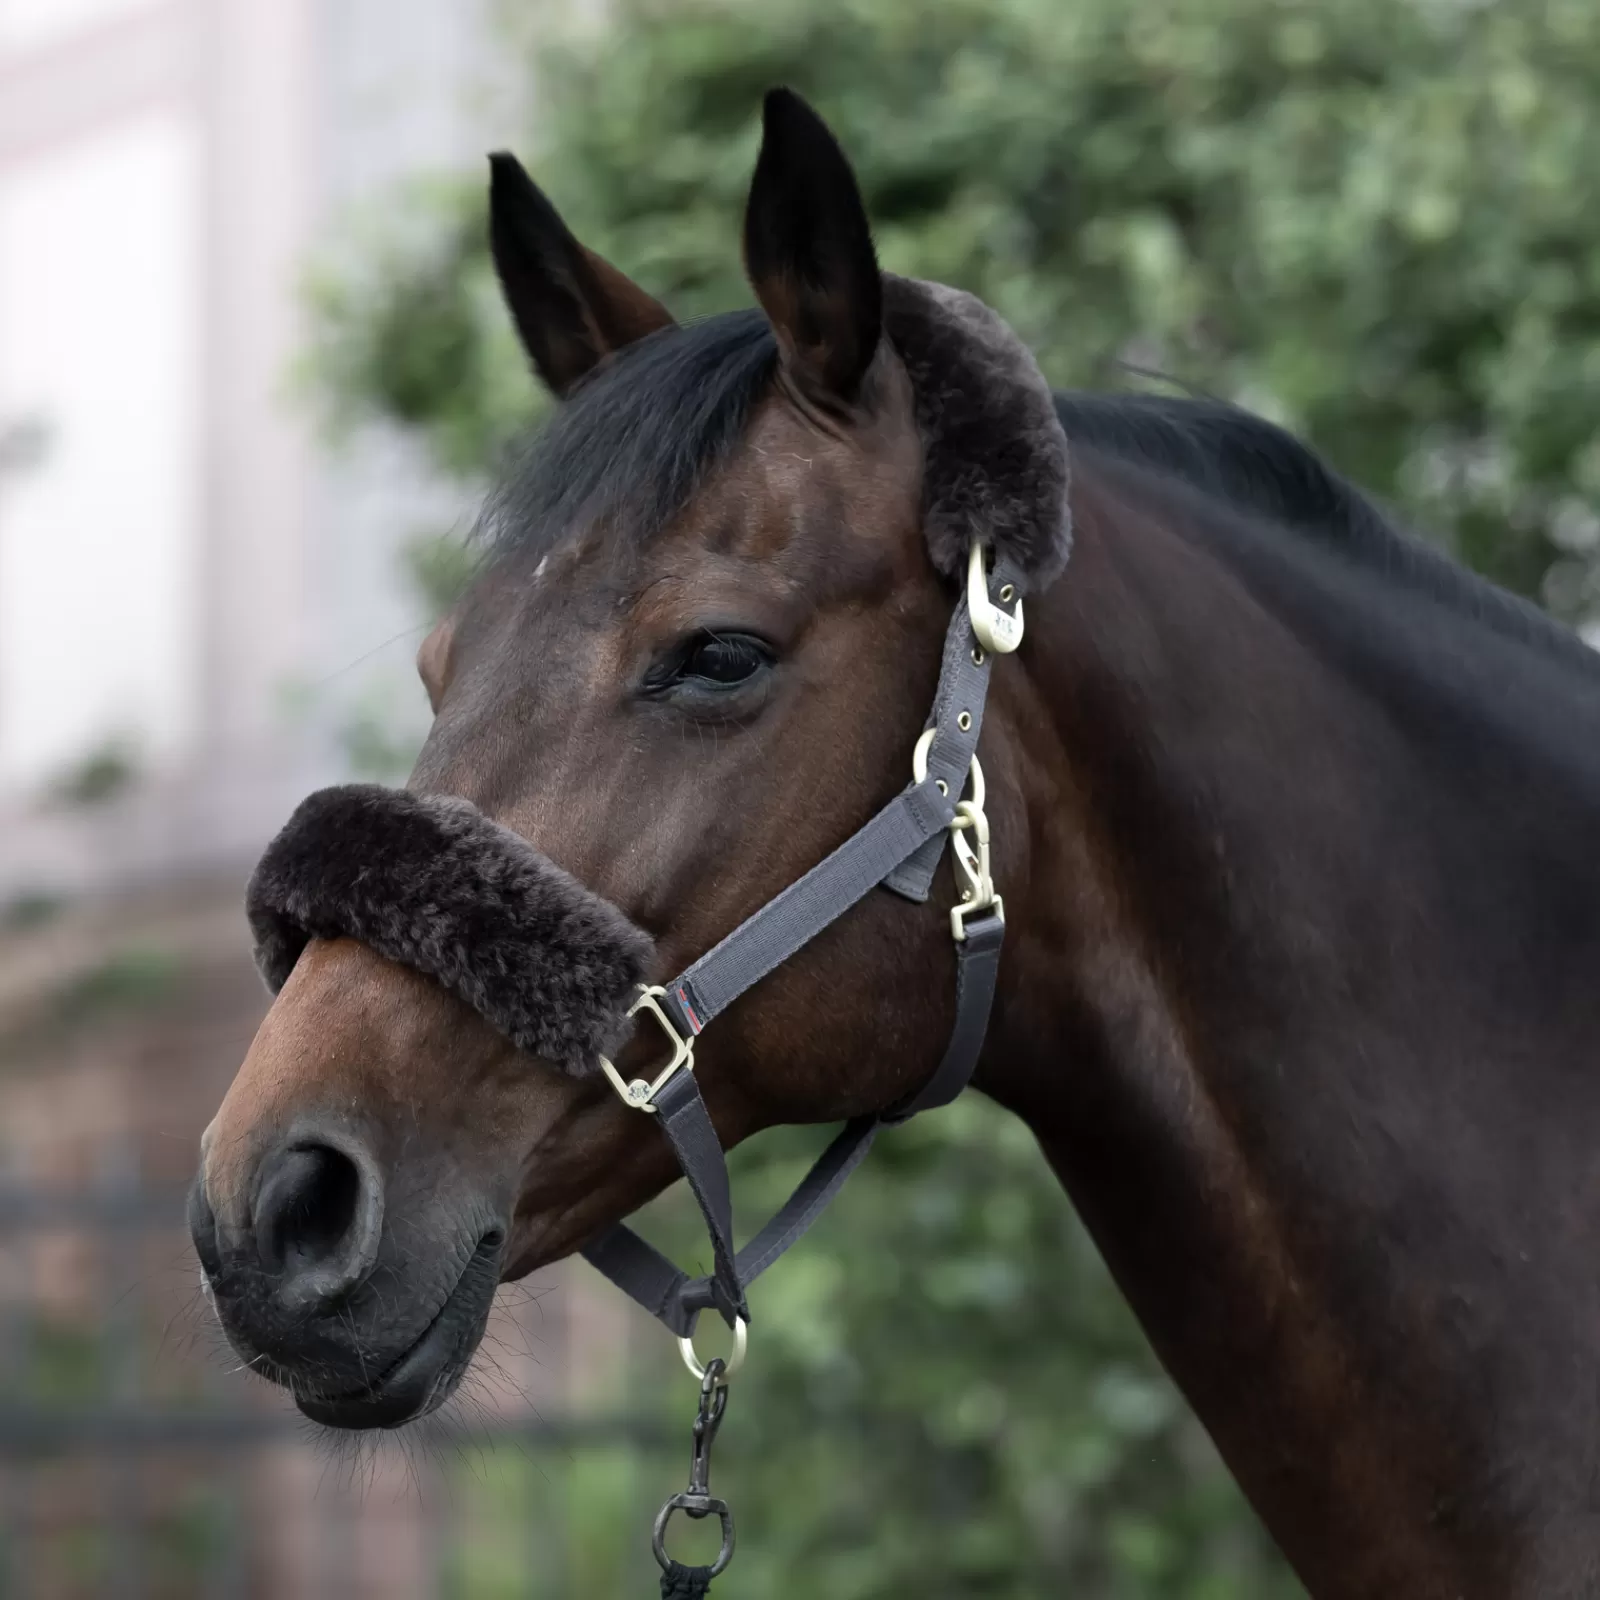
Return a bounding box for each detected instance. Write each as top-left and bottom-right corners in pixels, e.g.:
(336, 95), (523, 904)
(188, 89), (1069, 1429)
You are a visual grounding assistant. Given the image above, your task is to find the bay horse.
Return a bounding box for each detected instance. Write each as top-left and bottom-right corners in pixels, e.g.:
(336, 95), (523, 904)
(189, 90), (1600, 1598)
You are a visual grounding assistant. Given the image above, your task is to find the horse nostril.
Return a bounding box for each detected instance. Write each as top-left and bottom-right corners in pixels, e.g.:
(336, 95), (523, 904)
(252, 1140), (383, 1305)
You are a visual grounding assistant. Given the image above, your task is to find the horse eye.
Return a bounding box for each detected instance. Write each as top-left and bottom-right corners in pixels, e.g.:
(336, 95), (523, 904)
(681, 632), (771, 687)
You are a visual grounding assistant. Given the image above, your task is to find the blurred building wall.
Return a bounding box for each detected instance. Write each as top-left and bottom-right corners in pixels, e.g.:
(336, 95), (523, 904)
(0, 16), (656, 1595)
(0, 0), (507, 902)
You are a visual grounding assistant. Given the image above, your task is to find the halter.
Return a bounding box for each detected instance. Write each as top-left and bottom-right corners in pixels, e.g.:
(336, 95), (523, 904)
(249, 269), (1068, 1594)
(247, 541), (1025, 1592)
(580, 538), (1025, 1589)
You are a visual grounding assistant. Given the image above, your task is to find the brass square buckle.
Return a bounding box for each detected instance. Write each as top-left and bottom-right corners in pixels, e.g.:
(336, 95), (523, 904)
(598, 986), (695, 1113)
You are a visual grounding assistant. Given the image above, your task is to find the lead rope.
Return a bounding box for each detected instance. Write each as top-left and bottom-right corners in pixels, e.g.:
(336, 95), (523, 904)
(659, 1567), (714, 1600)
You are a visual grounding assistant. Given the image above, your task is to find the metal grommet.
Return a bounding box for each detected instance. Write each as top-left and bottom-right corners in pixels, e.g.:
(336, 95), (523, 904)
(999, 584), (1016, 603)
(972, 647), (986, 666)
(935, 778), (948, 796)
(679, 1315), (748, 1384)
(957, 711), (972, 731)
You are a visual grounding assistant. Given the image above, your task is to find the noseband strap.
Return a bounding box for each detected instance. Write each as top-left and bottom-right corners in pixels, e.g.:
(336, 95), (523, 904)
(581, 549), (1023, 1338)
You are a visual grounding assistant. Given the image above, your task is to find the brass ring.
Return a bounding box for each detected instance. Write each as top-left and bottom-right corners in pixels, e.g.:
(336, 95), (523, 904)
(679, 1315), (748, 1384)
(913, 729), (985, 812)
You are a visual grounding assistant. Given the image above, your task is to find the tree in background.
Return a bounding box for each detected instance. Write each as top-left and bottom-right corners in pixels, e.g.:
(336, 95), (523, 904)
(314, 0), (1600, 621)
(305, 0), (1600, 1593)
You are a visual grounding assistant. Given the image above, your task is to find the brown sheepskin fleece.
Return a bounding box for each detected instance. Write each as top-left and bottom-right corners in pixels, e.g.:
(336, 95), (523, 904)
(885, 274), (1072, 592)
(247, 784), (652, 1073)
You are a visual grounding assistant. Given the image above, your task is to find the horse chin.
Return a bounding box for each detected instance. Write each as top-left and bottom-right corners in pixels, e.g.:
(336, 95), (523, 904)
(295, 1231), (502, 1432)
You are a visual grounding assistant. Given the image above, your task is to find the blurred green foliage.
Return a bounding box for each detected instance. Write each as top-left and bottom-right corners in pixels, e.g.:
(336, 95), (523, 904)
(53, 947), (182, 1033)
(404, 528), (484, 615)
(311, 0), (1600, 622)
(49, 740), (138, 809)
(0, 891), (64, 933)
(303, 0), (1600, 1591)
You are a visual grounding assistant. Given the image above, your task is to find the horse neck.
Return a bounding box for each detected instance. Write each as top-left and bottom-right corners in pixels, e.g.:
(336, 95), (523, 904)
(979, 454), (1600, 1599)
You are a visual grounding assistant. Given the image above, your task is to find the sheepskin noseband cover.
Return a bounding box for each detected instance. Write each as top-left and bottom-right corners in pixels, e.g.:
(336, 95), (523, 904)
(247, 784), (653, 1073)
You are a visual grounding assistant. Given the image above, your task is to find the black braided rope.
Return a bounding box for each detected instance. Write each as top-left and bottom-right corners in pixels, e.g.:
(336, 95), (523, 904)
(660, 1561), (715, 1598)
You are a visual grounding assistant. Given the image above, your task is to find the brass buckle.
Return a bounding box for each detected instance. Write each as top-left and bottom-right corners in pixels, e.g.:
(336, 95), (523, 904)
(598, 986), (695, 1113)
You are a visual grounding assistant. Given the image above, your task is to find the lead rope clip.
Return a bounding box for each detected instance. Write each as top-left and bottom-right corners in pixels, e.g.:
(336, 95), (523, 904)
(653, 1356), (736, 1594)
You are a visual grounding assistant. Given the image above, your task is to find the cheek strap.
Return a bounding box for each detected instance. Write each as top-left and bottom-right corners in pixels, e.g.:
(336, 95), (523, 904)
(580, 547), (1022, 1339)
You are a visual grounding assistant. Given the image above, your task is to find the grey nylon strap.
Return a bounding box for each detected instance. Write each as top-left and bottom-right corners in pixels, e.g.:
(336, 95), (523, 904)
(582, 1217), (703, 1335)
(580, 911), (1002, 1335)
(579, 741), (950, 1334)
(667, 782), (950, 1035)
(728, 1115), (880, 1281)
(579, 729), (947, 1334)
(579, 556), (1024, 1338)
(581, 1115), (881, 1337)
(578, 1074), (749, 1337)
(883, 910), (1005, 1122)
(652, 1070), (746, 1324)
(884, 557), (1022, 902)
(881, 820), (951, 905)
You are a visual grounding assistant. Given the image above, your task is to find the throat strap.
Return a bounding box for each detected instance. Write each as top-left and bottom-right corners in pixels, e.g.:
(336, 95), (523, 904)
(581, 554), (1022, 1339)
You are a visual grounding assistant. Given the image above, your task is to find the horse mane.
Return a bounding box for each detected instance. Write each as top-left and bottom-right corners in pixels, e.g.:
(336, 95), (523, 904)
(482, 281), (1075, 588)
(1054, 390), (1600, 685)
(479, 294), (1596, 689)
(481, 307), (778, 564)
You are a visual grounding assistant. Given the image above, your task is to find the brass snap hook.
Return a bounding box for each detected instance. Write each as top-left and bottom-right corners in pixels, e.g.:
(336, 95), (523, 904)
(950, 799), (1005, 941)
(967, 540), (1024, 654)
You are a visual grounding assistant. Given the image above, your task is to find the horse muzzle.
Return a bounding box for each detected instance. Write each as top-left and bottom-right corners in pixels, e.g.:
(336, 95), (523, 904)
(188, 1115), (506, 1429)
(190, 783), (655, 1428)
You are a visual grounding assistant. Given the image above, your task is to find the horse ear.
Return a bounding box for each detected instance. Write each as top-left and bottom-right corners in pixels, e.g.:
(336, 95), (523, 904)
(487, 152), (675, 398)
(743, 89), (882, 407)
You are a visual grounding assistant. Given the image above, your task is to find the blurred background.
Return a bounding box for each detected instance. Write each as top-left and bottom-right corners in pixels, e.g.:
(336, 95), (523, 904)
(2, 0), (1598, 1595)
